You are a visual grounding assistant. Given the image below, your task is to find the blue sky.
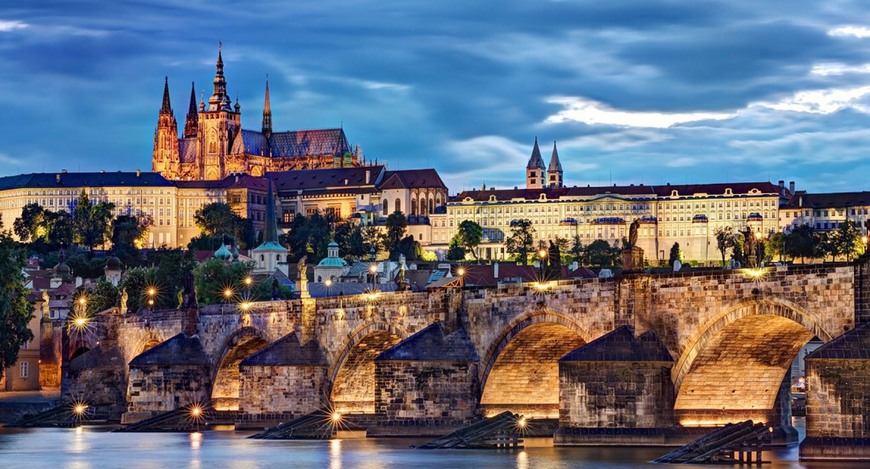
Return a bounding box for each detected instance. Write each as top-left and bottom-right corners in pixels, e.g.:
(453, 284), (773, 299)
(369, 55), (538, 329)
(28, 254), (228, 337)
(3, 1), (870, 194)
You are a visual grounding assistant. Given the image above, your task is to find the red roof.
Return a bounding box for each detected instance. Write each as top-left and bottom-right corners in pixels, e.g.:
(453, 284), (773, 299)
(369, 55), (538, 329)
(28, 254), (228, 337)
(379, 169), (447, 190)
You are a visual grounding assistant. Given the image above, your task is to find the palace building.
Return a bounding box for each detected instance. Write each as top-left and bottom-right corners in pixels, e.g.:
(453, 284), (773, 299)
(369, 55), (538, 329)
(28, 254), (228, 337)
(153, 45), (361, 181)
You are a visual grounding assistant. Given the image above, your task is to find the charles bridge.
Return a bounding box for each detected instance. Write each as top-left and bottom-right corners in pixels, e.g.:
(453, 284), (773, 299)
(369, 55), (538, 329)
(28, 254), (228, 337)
(61, 261), (870, 459)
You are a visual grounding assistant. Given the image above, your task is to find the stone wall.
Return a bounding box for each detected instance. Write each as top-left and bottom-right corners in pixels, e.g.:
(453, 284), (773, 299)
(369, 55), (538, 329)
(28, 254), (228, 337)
(374, 360), (479, 420)
(126, 364), (210, 418)
(806, 359), (870, 438)
(239, 364), (327, 416)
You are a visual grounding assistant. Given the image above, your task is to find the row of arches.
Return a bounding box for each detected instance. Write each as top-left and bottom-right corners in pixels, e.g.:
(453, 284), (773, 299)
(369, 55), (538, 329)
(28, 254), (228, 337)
(115, 298), (833, 427)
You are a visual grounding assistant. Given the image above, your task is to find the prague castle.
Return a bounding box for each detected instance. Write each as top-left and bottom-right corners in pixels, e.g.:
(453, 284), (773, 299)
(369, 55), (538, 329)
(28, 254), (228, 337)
(153, 45), (360, 181)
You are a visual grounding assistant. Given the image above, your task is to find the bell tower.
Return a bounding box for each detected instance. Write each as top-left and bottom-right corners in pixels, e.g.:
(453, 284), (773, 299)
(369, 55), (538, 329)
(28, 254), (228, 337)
(197, 43), (241, 180)
(152, 76), (179, 177)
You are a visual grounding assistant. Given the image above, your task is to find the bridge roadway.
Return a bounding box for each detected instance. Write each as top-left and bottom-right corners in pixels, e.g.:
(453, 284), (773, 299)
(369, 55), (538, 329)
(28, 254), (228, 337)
(62, 262), (870, 458)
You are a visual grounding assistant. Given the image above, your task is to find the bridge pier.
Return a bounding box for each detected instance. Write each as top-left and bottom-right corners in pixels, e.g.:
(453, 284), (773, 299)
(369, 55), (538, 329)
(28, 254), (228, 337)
(800, 323), (870, 461)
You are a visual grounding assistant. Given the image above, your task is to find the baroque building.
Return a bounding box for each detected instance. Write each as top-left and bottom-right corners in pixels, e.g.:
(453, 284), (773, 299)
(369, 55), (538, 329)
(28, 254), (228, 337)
(153, 45), (361, 181)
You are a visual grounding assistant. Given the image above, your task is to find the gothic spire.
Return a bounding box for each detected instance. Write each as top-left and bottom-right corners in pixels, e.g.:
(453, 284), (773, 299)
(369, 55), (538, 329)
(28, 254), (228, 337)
(208, 42), (229, 111)
(183, 81), (198, 138)
(262, 76), (272, 139)
(548, 141), (562, 172)
(526, 137), (545, 169)
(263, 177), (279, 244)
(160, 76), (172, 114)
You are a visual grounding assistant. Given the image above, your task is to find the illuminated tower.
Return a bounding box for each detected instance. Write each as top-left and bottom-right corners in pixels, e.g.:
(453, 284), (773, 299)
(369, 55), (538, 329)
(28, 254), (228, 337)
(197, 43), (241, 180)
(525, 137), (545, 189)
(547, 141), (563, 188)
(152, 77), (179, 175)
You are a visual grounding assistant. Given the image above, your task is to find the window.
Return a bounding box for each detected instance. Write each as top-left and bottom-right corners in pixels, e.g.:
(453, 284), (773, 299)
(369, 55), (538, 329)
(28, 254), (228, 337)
(19, 361), (28, 379)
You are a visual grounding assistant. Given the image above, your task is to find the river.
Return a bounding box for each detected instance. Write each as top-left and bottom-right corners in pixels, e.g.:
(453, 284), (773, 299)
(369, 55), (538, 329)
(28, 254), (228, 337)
(0, 419), (860, 468)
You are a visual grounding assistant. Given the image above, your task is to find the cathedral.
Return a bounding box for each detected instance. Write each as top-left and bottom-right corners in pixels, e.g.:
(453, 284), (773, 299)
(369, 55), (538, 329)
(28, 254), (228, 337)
(152, 45), (362, 181)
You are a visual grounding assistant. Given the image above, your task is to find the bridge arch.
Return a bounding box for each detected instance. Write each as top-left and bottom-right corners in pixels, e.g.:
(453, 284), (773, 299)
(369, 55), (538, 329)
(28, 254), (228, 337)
(479, 309), (593, 418)
(210, 326), (270, 411)
(672, 297), (832, 427)
(131, 330), (164, 358)
(328, 321), (409, 414)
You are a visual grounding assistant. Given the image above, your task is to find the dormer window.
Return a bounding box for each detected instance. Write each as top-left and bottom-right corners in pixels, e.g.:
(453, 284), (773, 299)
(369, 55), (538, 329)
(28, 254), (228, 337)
(724, 188), (733, 196)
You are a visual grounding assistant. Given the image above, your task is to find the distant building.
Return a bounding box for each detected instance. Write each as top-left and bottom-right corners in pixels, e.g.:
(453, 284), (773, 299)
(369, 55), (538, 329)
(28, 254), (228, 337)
(1, 301), (41, 391)
(430, 139), (789, 262)
(152, 45), (362, 181)
(779, 190), (870, 234)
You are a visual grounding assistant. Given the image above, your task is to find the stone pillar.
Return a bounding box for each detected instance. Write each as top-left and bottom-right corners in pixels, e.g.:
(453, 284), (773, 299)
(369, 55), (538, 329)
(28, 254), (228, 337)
(856, 256), (870, 325)
(556, 326), (675, 445)
(621, 246), (644, 271)
(800, 323), (870, 461)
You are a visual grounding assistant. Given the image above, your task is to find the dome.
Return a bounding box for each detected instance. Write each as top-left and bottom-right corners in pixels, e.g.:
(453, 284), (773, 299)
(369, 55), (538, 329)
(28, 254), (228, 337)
(215, 243), (233, 260)
(55, 262), (71, 275)
(105, 256), (122, 270)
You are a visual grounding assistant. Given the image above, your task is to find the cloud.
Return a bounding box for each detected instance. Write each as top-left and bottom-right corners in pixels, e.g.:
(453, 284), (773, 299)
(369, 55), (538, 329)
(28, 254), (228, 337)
(810, 63), (870, 76)
(544, 96), (735, 128)
(0, 20), (28, 32)
(828, 25), (870, 38)
(752, 86), (870, 114)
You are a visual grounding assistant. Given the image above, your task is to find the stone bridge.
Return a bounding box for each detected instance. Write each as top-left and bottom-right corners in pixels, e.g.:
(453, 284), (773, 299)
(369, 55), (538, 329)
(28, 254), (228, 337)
(63, 262), (870, 458)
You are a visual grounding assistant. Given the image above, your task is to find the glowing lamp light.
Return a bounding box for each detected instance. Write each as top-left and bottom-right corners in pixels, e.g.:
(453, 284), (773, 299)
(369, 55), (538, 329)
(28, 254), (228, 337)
(190, 405), (203, 418)
(244, 276), (253, 286)
(240, 301), (251, 312)
(74, 317), (88, 328)
(518, 417), (527, 429)
(224, 288), (233, 298)
(148, 299), (155, 306)
(73, 404), (87, 415)
(369, 264), (378, 274)
(147, 287), (157, 297)
(456, 267), (466, 277)
(325, 278), (333, 287)
(538, 249), (547, 259)
(332, 412), (342, 423)
(78, 297), (87, 306)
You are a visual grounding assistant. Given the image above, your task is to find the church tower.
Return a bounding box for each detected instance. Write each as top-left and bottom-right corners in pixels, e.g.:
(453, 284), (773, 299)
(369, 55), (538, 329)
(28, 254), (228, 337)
(547, 141), (563, 188)
(197, 43), (241, 180)
(183, 82), (198, 138)
(152, 77), (179, 176)
(526, 137), (545, 189)
(262, 77), (272, 141)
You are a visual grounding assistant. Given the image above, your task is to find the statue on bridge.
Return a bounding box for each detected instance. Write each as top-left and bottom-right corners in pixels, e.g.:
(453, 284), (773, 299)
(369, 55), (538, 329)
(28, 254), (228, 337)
(120, 288), (128, 314)
(180, 269), (197, 309)
(622, 219), (645, 270)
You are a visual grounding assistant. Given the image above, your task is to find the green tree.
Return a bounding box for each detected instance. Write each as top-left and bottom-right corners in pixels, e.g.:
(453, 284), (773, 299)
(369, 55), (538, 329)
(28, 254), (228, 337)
(383, 211), (408, 259)
(119, 267), (155, 313)
(784, 224), (819, 263)
(13, 203), (45, 242)
(194, 202), (254, 249)
(554, 236), (570, 264)
(452, 220), (483, 261)
(767, 232), (786, 262)
(193, 258), (256, 305)
(281, 211), (332, 262)
(445, 237), (466, 261)
(833, 220), (864, 261)
(505, 219), (535, 265)
(72, 190), (115, 249)
(570, 235), (584, 264)
(668, 242), (683, 267)
(585, 239), (617, 267)
(396, 235), (423, 261)
(714, 226), (736, 266)
(0, 232), (34, 381)
(75, 280), (120, 316)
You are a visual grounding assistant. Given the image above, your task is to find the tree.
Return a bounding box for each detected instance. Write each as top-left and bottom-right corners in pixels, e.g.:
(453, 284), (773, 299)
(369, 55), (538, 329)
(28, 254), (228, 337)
(112, 214), (152, 262)
(784, 224), (819, 263)
(194, 202), (254, 250)
(452, 220), (483, 261)
(396, 235), (423, 261)
(833, 220), (864, 261)
(668, 242), (683, 267)
(505, 219), (535, 265)
(13, 203), (44, 242)
(767, 232), (786, 262)
(193, 258), (257, 305)
(119, 267), (155, 313)
(570, 235), (584, 264)
(281, 211), (332, 262)
(72, 190), (115, 249)
(383, 211), (408, 259)
(75, 280), (120, 316)
(714, 226), (736, 266)
(585, 239), (618, 267)
(445, 237), (466, 261)
(0, 232), (34, 381)
(554, 236), (570, 264)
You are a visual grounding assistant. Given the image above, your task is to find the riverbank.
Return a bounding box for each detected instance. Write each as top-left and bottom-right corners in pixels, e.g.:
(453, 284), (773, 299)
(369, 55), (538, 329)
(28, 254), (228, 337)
(0, 389), (61, 424)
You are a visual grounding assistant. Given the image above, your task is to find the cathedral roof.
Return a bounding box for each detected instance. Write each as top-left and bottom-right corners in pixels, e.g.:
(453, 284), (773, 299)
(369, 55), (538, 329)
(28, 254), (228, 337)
(232, 128), (352, 158)
(179, 138), (198, 163)
(267, 165), (385, 194)
(526, 137), (545, 169)
(0, 172), (174, 190)
(379, 169), (447, 190)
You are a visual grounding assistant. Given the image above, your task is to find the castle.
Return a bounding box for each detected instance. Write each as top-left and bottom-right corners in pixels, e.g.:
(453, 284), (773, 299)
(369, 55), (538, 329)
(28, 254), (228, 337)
(152, 45), (361, 181)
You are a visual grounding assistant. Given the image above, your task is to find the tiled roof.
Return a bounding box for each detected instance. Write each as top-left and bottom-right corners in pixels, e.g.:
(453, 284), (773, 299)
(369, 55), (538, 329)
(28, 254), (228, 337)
(179, 138), (198, 163)
(174, 173), (269, 190)
(453, 181), (783, 203)
(268, 166), (384, 194)
(0, 172), (174, 190)
(782, 191), (870, 209)
(806, 322), (870, 359)
(379, 169), (447, 190)
(526, 138), (545, 169)
(560, 325), (673, 362)
(233, 128), (352, 158)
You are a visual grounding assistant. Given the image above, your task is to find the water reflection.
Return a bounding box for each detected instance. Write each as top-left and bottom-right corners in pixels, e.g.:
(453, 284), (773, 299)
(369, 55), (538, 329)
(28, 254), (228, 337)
(516, 450), (528, 469)
(330, 438), (342, 469)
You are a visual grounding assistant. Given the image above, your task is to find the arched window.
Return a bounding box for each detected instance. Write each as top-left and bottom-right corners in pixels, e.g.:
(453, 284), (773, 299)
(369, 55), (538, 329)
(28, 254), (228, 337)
(411, 198), (417, 216)
(395, 198), (401, 213)
(428, 197), (434, 214)
(383, 199), (389, 215)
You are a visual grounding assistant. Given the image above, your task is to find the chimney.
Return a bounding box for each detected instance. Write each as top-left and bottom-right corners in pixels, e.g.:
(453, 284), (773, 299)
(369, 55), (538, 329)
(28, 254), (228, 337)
(56, 174), (61, 183)
(789, 181), (795, 194)
(778, 180), (784, 188)
(799, 195), (803, 207)
(493, 262), (499, 279)
(365, 170), (370, 184)
(136, 169), (141, 177)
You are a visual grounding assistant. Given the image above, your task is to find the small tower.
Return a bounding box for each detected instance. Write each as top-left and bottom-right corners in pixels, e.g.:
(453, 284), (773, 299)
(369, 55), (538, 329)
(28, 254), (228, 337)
(526, 137), (545, 189)
(104, 255), (122, 287)
(262, 77), (272, 140)
(183, 82), (198, 139)
(152, 76), (179, 176)
(547, 141), (563, 188)
(197, 43), (241, 180)
(252, 178), (289, 275)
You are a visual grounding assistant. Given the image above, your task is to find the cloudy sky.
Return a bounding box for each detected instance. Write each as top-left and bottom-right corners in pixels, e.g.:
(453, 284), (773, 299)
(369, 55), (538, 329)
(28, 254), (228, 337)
(3, 1), (870, 193)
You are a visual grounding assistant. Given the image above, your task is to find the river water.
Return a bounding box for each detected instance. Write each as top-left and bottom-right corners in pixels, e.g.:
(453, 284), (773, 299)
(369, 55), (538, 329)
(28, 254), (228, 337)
(0, 420), (859, 469)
